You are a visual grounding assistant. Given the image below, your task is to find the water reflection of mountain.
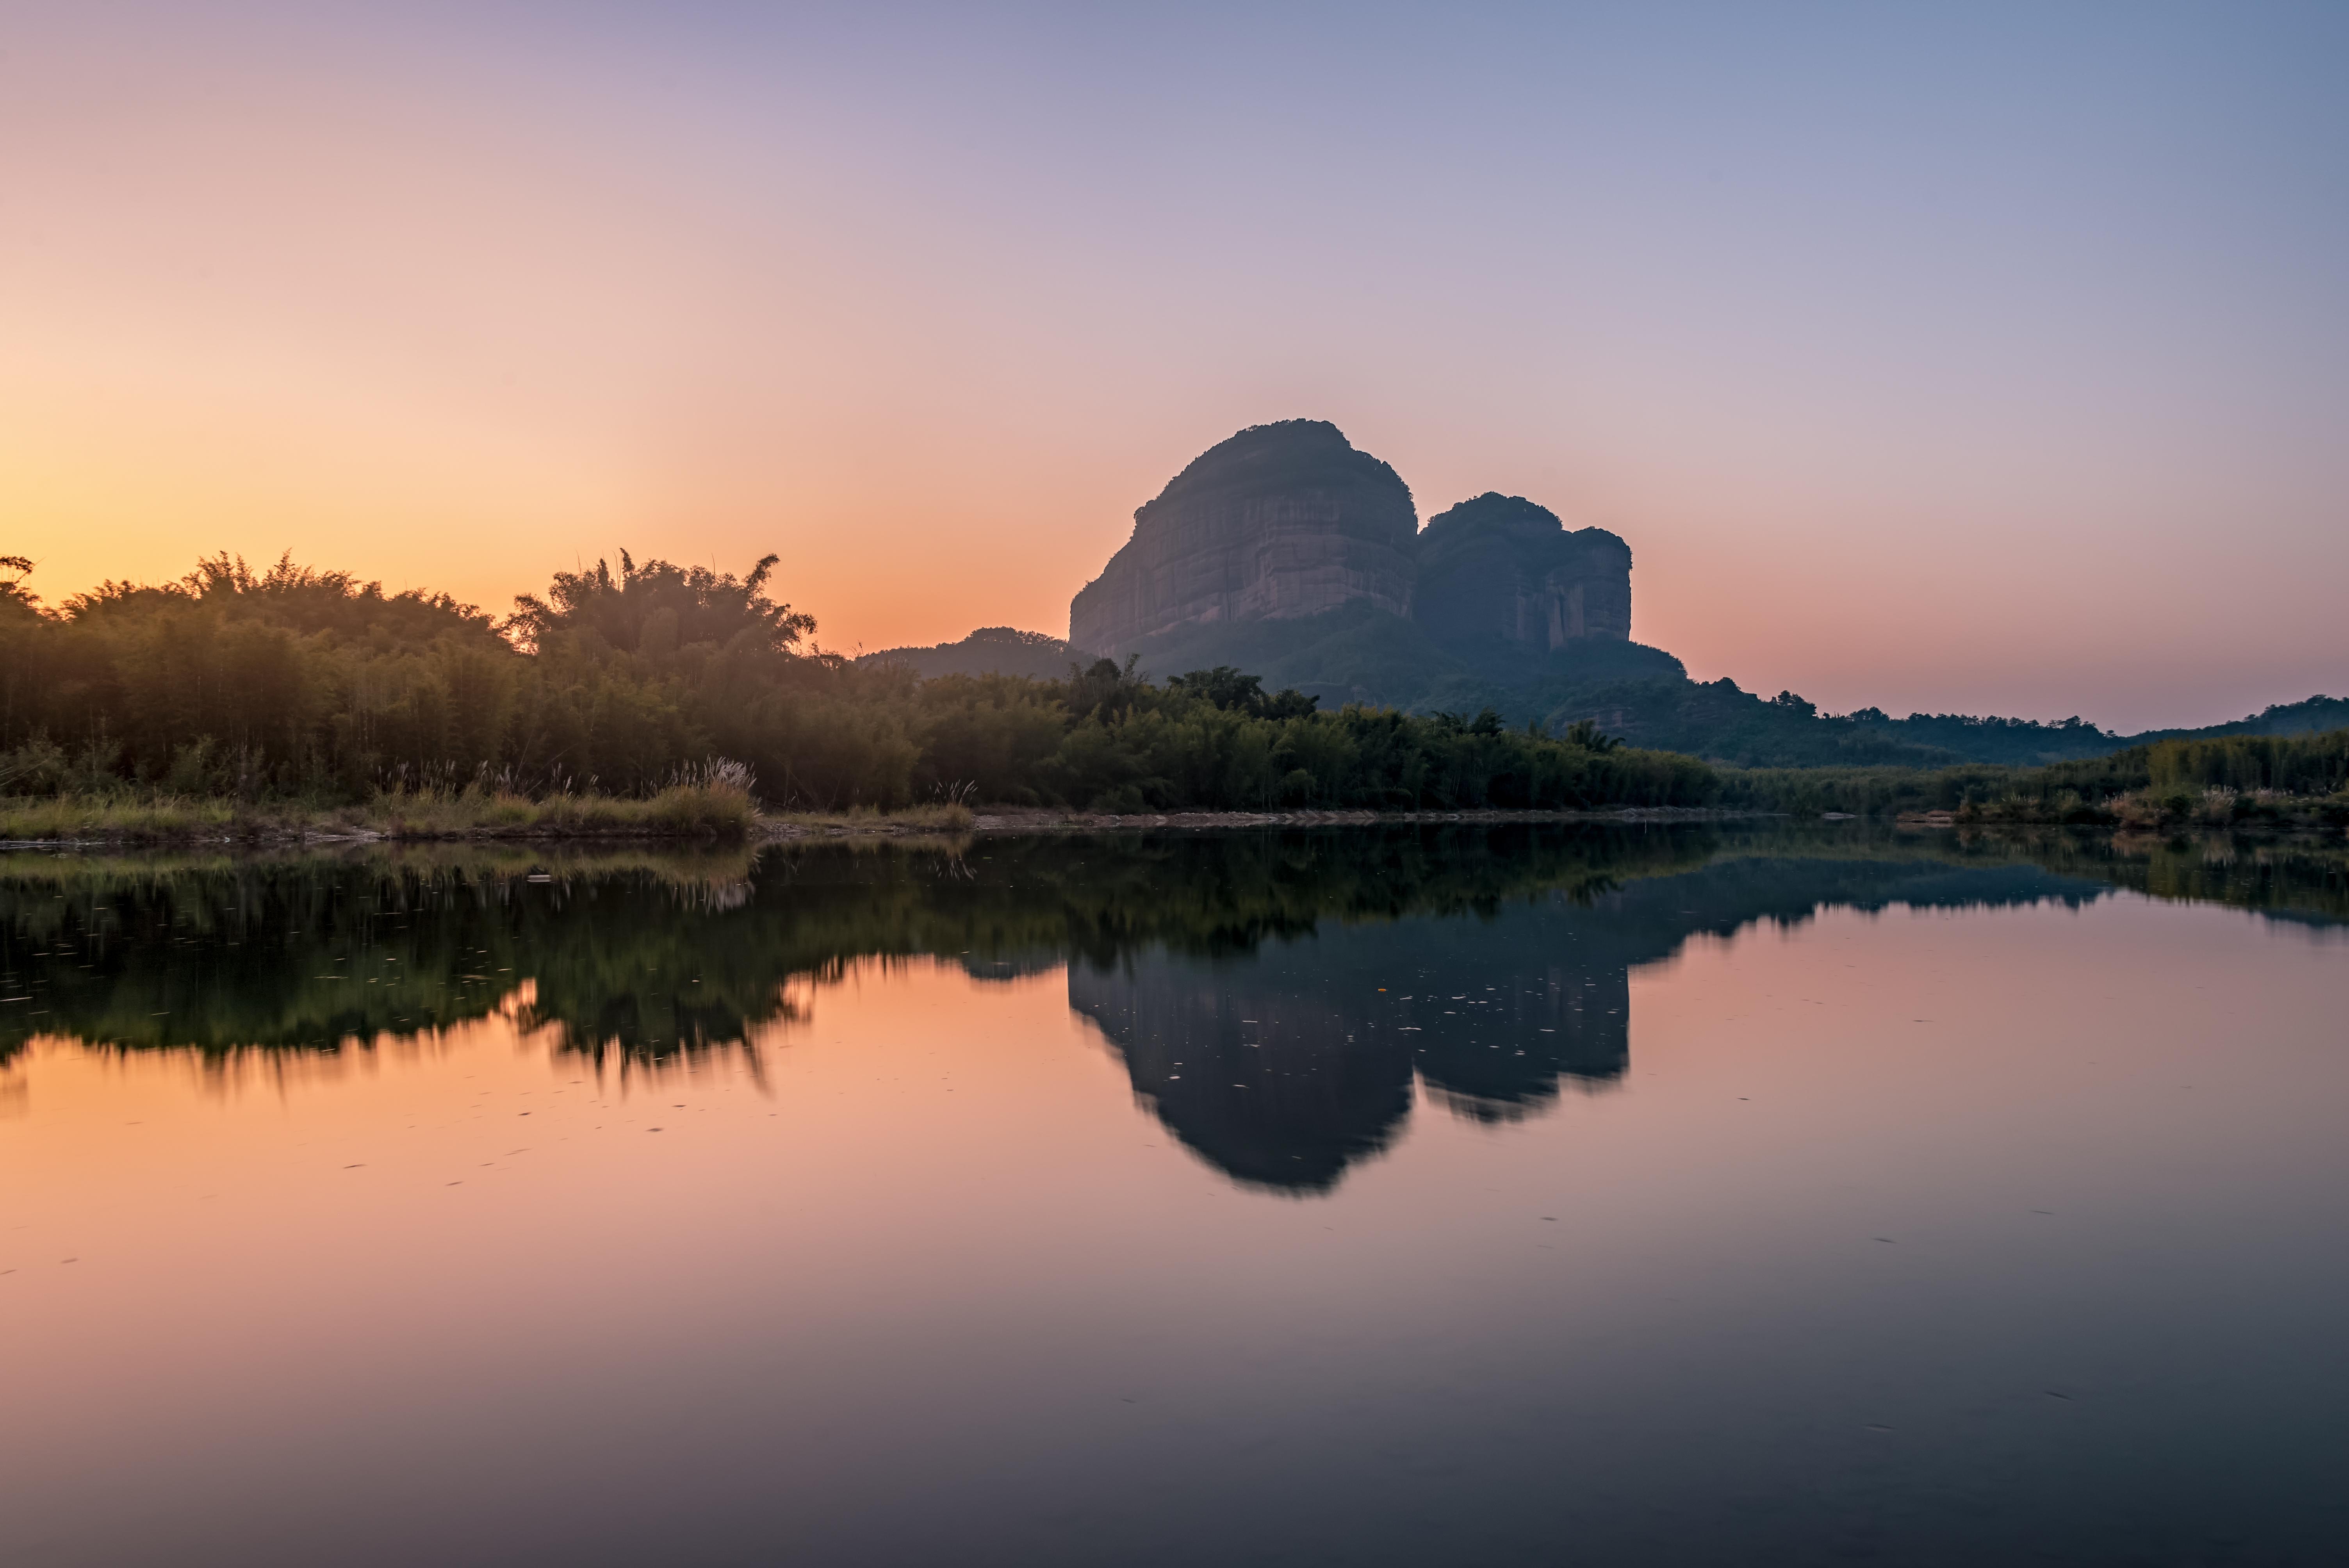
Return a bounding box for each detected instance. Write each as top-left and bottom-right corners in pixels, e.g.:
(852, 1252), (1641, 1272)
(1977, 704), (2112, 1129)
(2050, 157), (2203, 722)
(2, 827), (2342, 1188)
(1071, 855), (2109, 1193)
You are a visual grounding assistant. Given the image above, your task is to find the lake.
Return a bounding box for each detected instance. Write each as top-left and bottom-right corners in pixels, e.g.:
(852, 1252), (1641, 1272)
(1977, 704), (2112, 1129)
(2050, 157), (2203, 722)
(4, 825), (2345, 1566)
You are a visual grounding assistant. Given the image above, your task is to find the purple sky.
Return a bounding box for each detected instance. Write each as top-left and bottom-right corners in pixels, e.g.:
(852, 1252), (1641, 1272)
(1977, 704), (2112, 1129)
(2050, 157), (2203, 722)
(5, 2), (2344, 729)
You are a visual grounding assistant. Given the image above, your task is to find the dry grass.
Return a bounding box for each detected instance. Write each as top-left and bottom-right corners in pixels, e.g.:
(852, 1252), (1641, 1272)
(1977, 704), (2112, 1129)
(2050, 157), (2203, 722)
(365, 782), (758, 839)
(0, 794), (242, 843)
(0, 781), (760, 844)
(0, 841), (762, 900)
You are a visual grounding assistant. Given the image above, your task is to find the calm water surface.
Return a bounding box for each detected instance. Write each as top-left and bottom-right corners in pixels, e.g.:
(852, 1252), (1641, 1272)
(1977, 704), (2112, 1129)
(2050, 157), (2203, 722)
(3, 826), (2345, 1566)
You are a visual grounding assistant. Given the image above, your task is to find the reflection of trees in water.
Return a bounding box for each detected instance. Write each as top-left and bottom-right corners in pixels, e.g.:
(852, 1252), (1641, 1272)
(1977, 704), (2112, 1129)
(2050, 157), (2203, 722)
(1, 826), (2341, 1174)
(498, 886), (802, 1084)
(0, 826), (1698, 1078)
(1988, 829), (2349, 930)
(0, 860), (526, 1065)
(0, 849), (774, 1076)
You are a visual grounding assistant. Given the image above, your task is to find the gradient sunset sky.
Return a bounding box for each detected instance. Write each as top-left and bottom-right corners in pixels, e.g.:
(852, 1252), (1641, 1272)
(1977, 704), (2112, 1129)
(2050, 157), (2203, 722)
(5, 2), (2344, 731)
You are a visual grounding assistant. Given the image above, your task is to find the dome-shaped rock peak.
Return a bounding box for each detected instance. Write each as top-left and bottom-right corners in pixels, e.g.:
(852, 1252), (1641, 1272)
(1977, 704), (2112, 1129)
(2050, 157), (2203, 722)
(1069, 421), (1419, 654)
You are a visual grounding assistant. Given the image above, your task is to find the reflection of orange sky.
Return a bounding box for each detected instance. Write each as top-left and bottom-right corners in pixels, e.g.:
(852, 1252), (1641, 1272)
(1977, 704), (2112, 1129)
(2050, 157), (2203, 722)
(5, 903), (2342, 1253)
(4, 902), (2345, 1554)
(0, 959), (1115, 1267)
(6, 901), (2340, 1328)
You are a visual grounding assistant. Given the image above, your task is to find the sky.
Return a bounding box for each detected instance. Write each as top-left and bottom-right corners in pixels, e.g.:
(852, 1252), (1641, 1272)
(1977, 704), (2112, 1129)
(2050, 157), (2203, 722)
(4, 2), (2344, 732)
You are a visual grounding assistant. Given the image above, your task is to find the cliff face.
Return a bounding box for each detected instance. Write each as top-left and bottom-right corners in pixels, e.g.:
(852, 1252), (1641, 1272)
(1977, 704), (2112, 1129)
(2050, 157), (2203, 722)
(1068, 420), (1418, 655)
(1412, 493), (1631, 657)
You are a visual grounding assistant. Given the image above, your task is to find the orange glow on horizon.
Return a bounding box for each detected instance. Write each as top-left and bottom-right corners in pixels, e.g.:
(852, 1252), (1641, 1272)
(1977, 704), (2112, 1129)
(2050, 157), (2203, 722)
(5, 5), (2343, 731)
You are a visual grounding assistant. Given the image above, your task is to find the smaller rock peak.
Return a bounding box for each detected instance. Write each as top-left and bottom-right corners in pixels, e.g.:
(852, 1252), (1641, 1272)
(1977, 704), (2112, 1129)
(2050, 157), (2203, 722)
(1422, 493), (1564, 539)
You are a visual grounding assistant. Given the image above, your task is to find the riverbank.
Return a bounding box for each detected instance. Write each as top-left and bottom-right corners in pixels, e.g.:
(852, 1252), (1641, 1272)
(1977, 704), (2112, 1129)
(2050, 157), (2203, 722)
(13, 790), (2342, 849)
(0, 795), (1785, 848)
(0, 783), (759, 848)
(1874, 789), (2349, 834)
(959, 804), (1753, 835)
(762, 803), (1773, 840)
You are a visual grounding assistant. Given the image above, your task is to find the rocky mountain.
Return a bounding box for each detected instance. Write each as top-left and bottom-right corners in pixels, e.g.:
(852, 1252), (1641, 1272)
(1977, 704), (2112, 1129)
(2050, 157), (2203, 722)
(1053, 419), (2336, 766)
(1063, 417), (1677, 715)
(1067, 420), (1641, 685)
(1068, 420), (1419, 653)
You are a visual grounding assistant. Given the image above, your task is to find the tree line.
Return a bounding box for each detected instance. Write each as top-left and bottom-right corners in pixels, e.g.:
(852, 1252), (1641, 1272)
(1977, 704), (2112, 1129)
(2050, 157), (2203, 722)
(1720, 729), (2349, 826)
(0, 551), (1710, 812)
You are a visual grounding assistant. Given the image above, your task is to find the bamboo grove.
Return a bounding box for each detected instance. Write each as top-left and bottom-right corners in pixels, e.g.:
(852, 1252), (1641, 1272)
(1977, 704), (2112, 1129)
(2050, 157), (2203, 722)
(0, 552), (1711, 812)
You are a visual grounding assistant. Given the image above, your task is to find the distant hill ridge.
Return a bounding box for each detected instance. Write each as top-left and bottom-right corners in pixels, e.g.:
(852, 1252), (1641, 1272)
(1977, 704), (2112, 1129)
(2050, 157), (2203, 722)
(857, 624), (2342, 768)
(860, 625), (1079, 682)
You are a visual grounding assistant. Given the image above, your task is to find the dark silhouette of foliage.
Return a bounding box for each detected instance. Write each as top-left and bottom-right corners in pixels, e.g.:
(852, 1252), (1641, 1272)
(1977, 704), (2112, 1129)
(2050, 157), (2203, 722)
(0, 552), (1714, 812)
(0, 555), (36, 620)
(1563, 719), (1619, 754)
(505, 550), (814, 656)
(18, 550), (2330, 827)
(1063, 655), (1147, 723)
(1165, 666), (1319, 719)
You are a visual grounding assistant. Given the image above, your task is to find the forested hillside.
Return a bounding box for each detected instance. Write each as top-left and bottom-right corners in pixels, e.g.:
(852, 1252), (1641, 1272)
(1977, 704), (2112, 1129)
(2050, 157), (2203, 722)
(866, 604), (2338, 770)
